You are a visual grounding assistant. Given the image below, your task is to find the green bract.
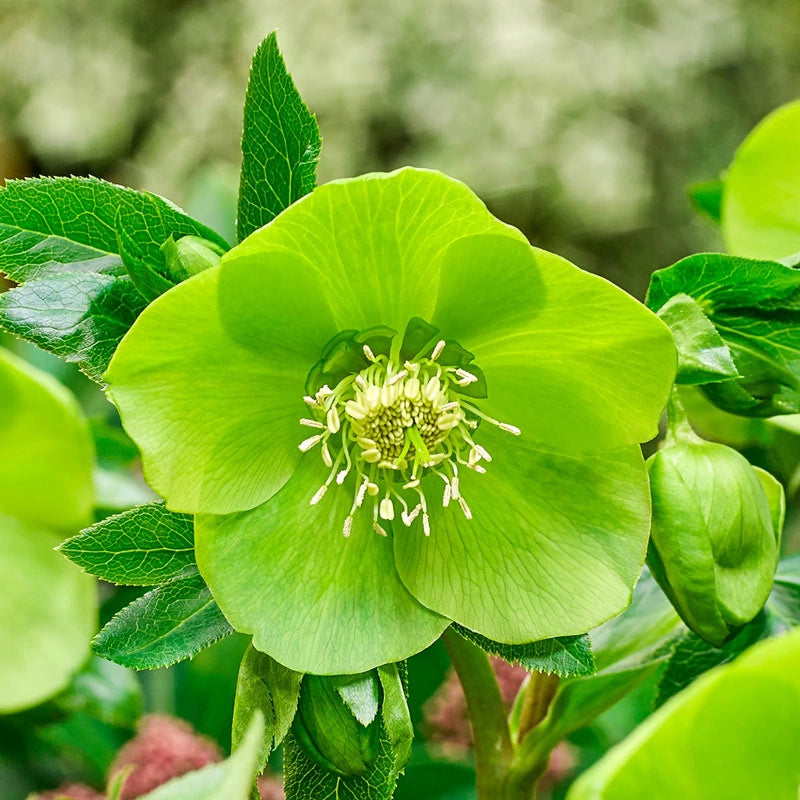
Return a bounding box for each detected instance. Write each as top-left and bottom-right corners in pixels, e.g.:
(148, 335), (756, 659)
(647, 398), (782, 645)
(106, 168), (676, 674)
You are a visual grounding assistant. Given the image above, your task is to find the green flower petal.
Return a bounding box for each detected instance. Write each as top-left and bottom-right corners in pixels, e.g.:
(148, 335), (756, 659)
(722, 100), (800, 260)
(431, 236), (676, 450)
(195, 457), (450, 675)
(106, 261), (337, 514)
(227, 167), (512, 332)
(0, 347), (94, 530)
(0, 513), (96, 713)
(393, 426), (651, 642)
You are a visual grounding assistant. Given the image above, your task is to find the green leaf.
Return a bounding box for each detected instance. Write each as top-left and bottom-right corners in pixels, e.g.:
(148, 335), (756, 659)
(54, 654), (143, 728)
(0, 271), (147, 383)
(377, 664), (413, 776)
(236, 31), (322, 242)
(92, 573), (233, 669)
(231, 643), (302, 773)
(647, 253), (800, 416)
(59, 502), (195, 586)
(452, 625), (594, 678)
(0, 176), (226, 282)
(655, 293), (739, 384)
(0, 176), (228, 378)
(722, 100), (800, 260)
(768, 554), (800, 627)
(688, 179), (723, 225)
(568, 627), (800, 799)
(0, 513), (96, 713)
(654, 612), (769, 707)
(0, 346), (94, 530)
(136, 711), (264, 800)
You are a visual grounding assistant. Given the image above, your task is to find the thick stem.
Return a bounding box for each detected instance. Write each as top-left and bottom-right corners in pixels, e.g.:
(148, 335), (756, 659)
(442, 629), (514, 798)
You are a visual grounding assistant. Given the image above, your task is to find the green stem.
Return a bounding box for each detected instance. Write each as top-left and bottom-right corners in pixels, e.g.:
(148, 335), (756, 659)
(665, 388), (701, 445)
(442, 629), (514, 798)
(504, 673), (561, 800)
(516, 671), (560, 743)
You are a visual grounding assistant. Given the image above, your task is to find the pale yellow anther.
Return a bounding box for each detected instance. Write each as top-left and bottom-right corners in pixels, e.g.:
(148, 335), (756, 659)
(310, 485), (327, 505)
(299, 434), (322, 452)
(379, 497), (395, 521)
(367, 482), (380, 496)
(431, 340), (446, 361)
(326, 407), (341, 434)
(300, 418), (325, 429)
(499, 422), (521, 435)
(321, 442), (333, 468)
(362, 448), (382, 463)
(404, 377), (421, 400)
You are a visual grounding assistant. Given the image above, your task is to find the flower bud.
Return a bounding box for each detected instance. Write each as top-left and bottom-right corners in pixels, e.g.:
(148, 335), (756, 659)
(647, 398), (782, 645)
(293, 674), (380, 776)
(161, 235), (225, 282)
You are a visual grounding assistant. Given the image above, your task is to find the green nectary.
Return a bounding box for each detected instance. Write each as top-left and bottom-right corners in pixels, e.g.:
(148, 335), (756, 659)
(105, 167), (677, 674)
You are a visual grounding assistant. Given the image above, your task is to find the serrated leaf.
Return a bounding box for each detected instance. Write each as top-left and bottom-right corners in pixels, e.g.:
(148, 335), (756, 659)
(333, 672), (382, 727)
(655, 293), (739, 385)
(654, 613), (769, 707)
(236, 32), (321, 242)
(452, 625), (595, 677)
(0, 176), (227, 284)
(136, 711), (264, 800)
(232, 643), (302, 773)
(647, 253), (800, 416)
(0, 176), (228, 378)
(93, 573), (233, 669)
(59, 501), (195, 586)
(688, 179), (723, 225)
(282, 725), (399, 800)
(377, 664), (413, 776)
(0, 271), (146, 382)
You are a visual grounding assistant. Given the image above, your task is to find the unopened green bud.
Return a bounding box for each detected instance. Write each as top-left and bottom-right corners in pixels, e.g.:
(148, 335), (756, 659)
(293, 674), (380, 776)
(647, 396), (782, 646)
(161, 235), (225, 281)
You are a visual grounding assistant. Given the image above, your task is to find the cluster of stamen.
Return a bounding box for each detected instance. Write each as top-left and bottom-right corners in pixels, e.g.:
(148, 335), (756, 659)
(298, 339), (520, 537)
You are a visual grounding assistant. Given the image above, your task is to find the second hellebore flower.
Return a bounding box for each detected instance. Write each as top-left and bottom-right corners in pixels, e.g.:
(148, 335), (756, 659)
(106, 168), (676, 674)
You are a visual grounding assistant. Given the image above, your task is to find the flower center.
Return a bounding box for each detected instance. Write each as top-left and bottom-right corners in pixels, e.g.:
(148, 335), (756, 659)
(297, 323), (520, 537)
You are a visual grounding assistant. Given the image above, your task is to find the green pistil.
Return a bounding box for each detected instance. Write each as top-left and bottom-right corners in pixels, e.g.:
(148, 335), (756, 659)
(298, 334), (520, 537)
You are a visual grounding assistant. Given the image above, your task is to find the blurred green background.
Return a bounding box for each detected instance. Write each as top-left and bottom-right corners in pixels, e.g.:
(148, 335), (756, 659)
(2, 1), (800, 798)
(2, 0), (800, 299)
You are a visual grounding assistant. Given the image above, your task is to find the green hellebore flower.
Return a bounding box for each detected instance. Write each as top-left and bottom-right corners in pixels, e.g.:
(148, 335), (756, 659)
(105, 168), (676, 674)
(647, 397), (783, 645)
